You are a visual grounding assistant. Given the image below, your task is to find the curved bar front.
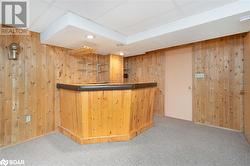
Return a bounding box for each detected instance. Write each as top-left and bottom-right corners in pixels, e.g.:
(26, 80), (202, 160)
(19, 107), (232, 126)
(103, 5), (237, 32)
(57, 82), (157, 144)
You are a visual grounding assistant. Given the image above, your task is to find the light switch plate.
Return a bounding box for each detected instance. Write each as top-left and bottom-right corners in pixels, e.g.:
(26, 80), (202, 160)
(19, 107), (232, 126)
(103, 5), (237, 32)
(195, 72), (205, 79)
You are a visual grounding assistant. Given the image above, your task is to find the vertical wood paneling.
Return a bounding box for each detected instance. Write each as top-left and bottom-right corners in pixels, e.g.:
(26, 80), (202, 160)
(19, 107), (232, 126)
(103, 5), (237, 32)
(1, 30), (247, 147)
(0, 32), (111, 147)
(125, 34), (245, 130)
(244, 32), (250, 142)
(125, 52), (166, 116)
(0, 36), (5, 146)
(58, 87), (155, 144)
(193, 35), (244, 130)
(109, 54), (124, 83)
(98, 55), (110, 82)
(130, 88), (155, 133)
(60, 90), (77, 133)
(86, 90), (130, 137)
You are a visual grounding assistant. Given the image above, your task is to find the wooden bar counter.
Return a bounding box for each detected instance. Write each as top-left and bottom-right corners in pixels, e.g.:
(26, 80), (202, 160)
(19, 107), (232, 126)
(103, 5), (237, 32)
(57, 82), (157, 144)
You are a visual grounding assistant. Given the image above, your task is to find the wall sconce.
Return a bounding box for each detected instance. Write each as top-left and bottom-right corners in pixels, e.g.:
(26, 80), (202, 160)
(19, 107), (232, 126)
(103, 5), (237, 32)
(8, 43), (20, 60)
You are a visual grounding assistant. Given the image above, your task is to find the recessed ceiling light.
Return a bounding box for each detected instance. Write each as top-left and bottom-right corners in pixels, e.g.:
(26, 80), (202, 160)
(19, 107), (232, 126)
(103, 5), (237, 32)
(119, 52), (124, 56)
(86, 34), (94, 39)
(240, 15), (250, 22)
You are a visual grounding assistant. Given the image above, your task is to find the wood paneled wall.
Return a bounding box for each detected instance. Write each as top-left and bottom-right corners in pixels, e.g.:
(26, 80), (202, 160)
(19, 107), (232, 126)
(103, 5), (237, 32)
(193, 35), (244, 131)
(244, 32), (250, 142)
(58, 87), (155, 144)
(125, 34), (245, 131)
(109, 54), (124, 83)
(124, 52), (165, 116)
(0, 32), (109, 147)
(0, 31), (247, 147)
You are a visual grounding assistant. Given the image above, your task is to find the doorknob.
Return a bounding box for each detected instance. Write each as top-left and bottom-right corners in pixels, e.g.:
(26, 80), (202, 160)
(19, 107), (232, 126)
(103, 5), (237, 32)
(188, 86), (192, 90)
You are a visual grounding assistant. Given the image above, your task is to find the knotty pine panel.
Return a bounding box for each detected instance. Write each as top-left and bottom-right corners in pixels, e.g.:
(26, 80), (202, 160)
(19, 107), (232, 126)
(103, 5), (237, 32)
(193, 34), (244, 131)
(125, 34), (245, 128)
(124, 52), (166, 116)
(58, 87), (155, 144)
(244, 32), (250, 142)
(0, 32), (109, 147)
(109, 54), (124, 83)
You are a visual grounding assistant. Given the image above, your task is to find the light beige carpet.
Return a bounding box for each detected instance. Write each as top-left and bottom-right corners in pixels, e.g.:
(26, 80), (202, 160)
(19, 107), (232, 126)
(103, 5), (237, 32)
(1, 117), (250, 166)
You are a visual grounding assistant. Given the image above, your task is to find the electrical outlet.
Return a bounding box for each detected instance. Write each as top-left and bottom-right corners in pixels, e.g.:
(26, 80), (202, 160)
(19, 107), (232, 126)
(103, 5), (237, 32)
(25, 115), (32, 123)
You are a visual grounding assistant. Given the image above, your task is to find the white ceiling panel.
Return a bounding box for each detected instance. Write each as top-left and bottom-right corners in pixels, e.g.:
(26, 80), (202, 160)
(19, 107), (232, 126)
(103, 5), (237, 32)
(133, 11), (250, 56)
(96, 0), (176, 34)
(179, 0), (238, 17)
(52, 0), (125, 21)
(173, 0), (237, 6)
(28, 0), (250, 56)
(120, 0), (239, 35)
(30, 5), (66, 32)
(94, 0), (239, 35)
(120, 9), (183, 35)
(30, 0), (52, 25)
(41, 0), (54, 3)
(43, 25), (123, 55)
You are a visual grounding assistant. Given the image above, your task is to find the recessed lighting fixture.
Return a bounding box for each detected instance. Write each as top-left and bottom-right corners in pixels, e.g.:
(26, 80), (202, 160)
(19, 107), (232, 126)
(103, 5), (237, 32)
(86, 34), (94, 39)
(119, 52), (124, 56)
(240, 15), (250, 22)
(83, 45), (92, 49)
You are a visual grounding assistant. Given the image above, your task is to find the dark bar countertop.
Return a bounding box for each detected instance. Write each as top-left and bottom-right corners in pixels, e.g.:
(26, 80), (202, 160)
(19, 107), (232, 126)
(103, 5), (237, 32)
(57, 82), (157, 91)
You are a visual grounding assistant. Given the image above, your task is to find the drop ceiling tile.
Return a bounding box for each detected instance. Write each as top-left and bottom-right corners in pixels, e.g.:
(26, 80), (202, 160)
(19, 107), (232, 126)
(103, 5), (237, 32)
(179, 0), (237, 17)
(96, 0), (175, 34)
(173, 0), (198, 6)
(120, 9), (183, 35)
(30, 5), (66, 32)
(41, 0), (54, 3)
(30, 0), (51, 25)
(52, 0), (125, 20)
(174, 0), (236, 6)
(39, 0), (250, 57)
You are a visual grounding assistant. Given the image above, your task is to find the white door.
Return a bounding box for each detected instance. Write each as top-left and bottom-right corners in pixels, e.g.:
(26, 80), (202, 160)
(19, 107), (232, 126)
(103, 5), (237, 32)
(165, 46), (192, 121)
